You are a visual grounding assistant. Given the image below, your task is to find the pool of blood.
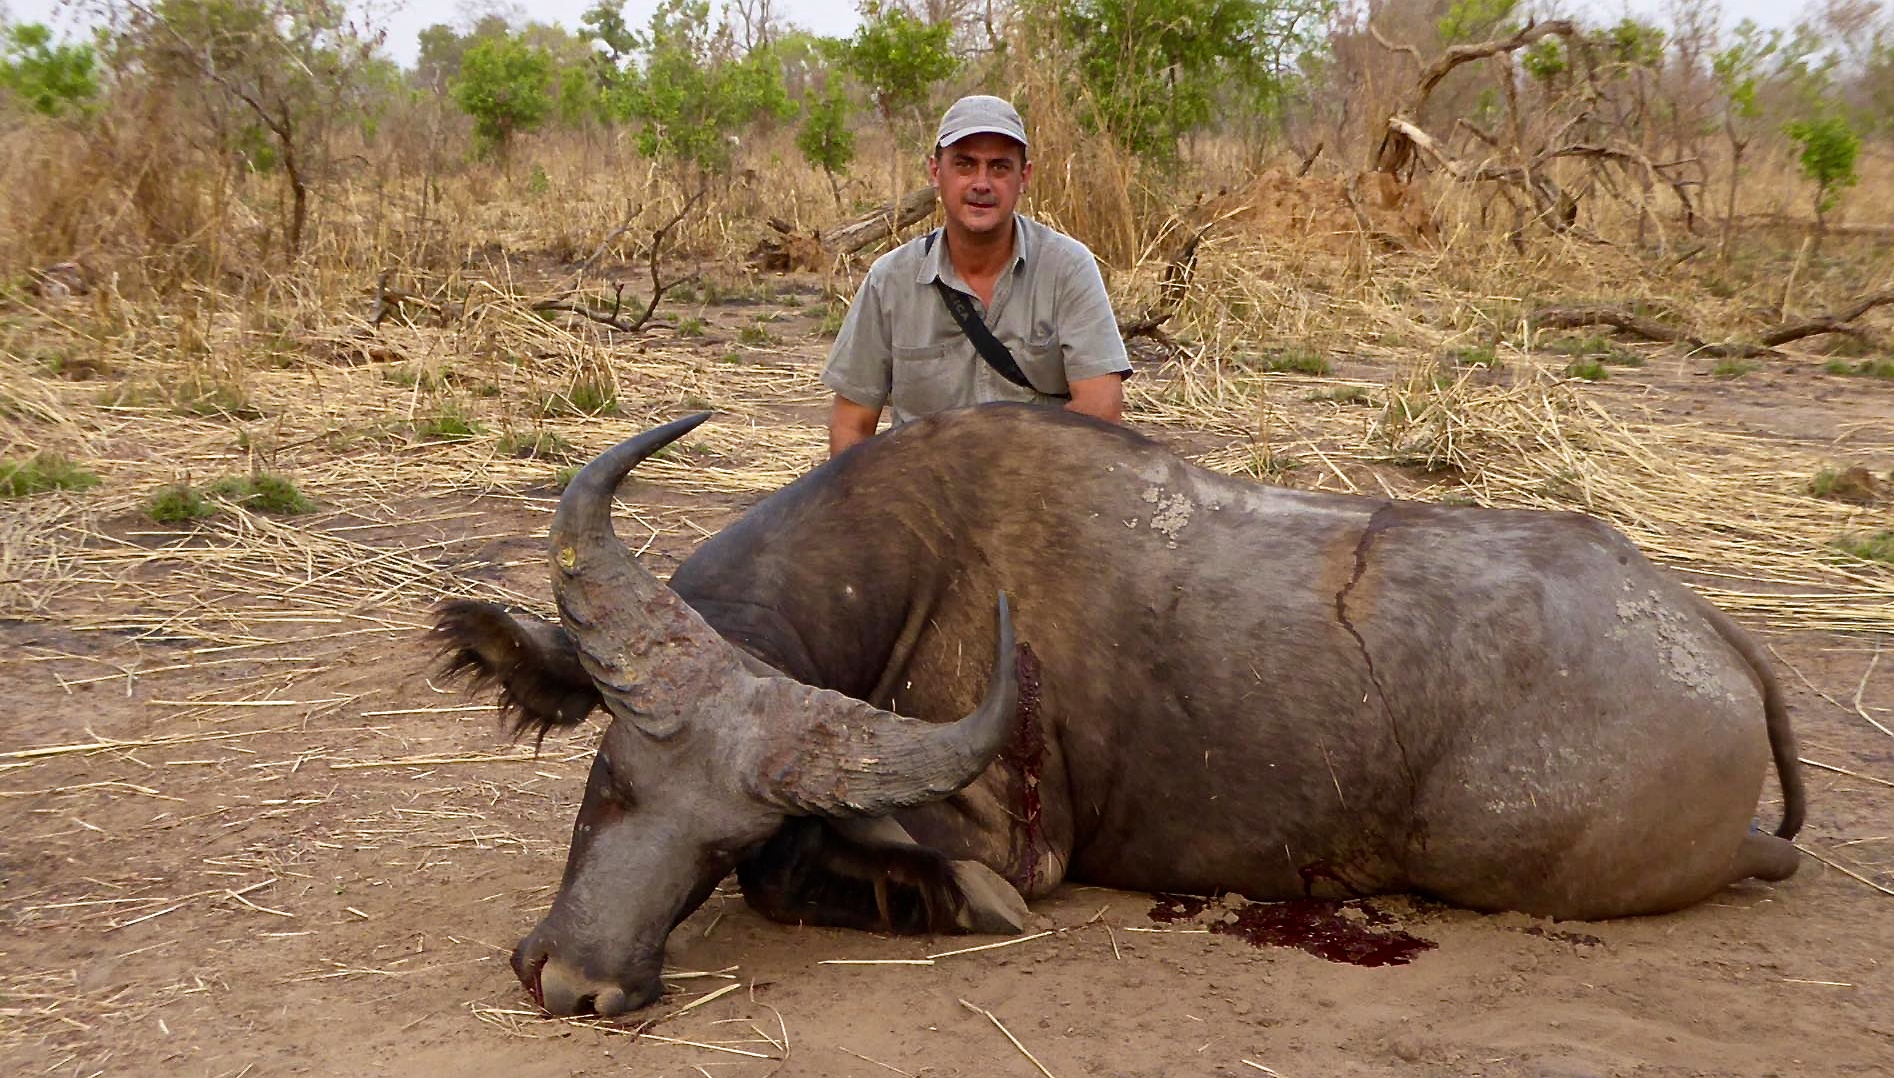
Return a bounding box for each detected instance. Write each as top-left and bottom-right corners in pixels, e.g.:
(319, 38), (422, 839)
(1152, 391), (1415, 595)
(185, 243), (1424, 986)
(1149, 894), (1436, 967)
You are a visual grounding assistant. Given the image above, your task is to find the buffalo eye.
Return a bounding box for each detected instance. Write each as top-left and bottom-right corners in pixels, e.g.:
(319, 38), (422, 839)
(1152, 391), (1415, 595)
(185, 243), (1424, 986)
(593, 752), (636, 807)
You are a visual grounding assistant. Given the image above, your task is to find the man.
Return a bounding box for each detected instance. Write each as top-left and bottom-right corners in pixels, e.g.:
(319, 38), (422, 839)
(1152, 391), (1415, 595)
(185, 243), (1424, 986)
(821, 94), (1131, 457)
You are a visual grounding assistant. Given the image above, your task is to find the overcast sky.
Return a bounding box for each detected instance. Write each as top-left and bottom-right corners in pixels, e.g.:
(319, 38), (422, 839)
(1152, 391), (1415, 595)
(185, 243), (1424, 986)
(3, 0), (1830, 67)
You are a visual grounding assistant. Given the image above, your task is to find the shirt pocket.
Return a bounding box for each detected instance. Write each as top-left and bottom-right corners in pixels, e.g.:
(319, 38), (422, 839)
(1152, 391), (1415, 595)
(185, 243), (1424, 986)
(1020, 333), (1068, 397)
(890, 342), (966, 420)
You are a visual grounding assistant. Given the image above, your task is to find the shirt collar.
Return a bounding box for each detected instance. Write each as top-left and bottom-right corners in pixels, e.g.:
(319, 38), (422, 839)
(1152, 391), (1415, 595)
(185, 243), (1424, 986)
(918, 215), (1031, 287)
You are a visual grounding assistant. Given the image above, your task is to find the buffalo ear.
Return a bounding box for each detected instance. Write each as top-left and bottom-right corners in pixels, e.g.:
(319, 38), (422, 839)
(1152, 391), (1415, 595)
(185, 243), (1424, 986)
(429, 601), (601, 744)
(740, 595), (1020, 818)
(945, 860), (1031, 934)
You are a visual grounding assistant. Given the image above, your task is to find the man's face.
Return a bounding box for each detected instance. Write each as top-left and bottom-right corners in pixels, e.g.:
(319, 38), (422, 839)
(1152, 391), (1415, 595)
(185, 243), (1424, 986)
(929, 133), (1031, 240)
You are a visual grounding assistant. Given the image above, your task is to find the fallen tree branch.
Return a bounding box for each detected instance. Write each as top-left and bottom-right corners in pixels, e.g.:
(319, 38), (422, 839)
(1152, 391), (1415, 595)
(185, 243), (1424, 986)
(626, 184), (707, 331)
(534, 186), (706, 333)
(368, 271), (444, 327)
(1116, 227), (1206, 357)
(749, 186), (940, 271)
(1530, 305), (1773, 358)
(827, 185), (939, 255)
(1387, 117), (1593, 237)
(533, 283), (644, 332)
(1759, 290), (1894, 347)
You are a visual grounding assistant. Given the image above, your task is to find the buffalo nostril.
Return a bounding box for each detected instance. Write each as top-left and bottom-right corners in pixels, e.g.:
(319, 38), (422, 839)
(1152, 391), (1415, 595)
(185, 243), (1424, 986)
(512, 946), (549, 1008)
(592, 986), (630, 1017)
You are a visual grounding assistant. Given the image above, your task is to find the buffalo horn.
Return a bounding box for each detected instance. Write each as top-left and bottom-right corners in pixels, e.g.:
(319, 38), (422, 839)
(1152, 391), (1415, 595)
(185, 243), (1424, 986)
(548, 413), (736, 738)
(744, 595), (1020, 816)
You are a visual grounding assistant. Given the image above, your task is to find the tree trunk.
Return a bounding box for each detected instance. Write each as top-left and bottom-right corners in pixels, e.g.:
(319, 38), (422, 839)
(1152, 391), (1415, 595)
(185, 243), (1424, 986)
(1720, 128), (1744, 267)
(276, 118), (306, 259)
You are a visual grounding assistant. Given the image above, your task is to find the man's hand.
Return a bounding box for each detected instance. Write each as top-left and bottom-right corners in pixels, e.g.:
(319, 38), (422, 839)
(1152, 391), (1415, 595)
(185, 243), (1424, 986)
(1065, 372), (1126, 425)
(828, 395), (883, 457)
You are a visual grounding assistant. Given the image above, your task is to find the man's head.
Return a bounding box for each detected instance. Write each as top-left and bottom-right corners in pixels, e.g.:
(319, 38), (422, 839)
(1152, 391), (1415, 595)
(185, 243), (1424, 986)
(930, 95), (1032, 241)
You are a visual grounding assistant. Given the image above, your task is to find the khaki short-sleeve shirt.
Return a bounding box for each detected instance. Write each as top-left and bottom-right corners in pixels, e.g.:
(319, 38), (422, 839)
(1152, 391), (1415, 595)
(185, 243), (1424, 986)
(821, 214), (1131, 426)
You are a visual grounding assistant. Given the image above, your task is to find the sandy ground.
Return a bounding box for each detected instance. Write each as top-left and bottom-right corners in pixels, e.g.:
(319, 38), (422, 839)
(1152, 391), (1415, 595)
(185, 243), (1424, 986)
(4, 304), (1892, 1078)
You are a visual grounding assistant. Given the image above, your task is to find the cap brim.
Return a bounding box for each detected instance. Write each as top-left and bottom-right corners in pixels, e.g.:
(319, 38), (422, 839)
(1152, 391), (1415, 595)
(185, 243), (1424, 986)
(937, 125), (1028, 150)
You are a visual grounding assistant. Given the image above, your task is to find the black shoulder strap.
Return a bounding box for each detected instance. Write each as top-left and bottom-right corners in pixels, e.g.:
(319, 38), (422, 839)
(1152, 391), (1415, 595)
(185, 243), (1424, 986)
(923, 231), (1067, 399)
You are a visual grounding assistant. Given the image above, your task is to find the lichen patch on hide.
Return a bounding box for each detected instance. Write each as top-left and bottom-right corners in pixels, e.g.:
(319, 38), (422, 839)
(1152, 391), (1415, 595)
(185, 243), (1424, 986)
(1612, 591), (1740, 703)
(1140, 485), (1195, 548)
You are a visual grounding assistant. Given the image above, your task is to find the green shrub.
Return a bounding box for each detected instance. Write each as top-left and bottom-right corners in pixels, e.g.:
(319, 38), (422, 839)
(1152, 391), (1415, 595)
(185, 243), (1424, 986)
(415, 406), (484, 441)
(208, 473), (314, 514)
(1832, 530), (1894, 565)
(1785, 115), (1860, 229)
(1563, 358), (1608, 381)
(676, 317), (706, 338)
(1255, 345), (1330, 375)
(540, 375), (618, 417)
(147, 484), (215, 524)
(1543, 334), (1642, 366)
(737, 323), (773, 346)
(452, 33), (553, 154)
(815, 305), (847, 337)
(1824, 357), (1894, 379)
(0, 23), (98, 117)
(1444, 344), (1501, 368)
(0, 452), (100, 497)
(498, 430), (574, 460)
(177, 377), (262, 419)
(1712, 358), (1758, 379)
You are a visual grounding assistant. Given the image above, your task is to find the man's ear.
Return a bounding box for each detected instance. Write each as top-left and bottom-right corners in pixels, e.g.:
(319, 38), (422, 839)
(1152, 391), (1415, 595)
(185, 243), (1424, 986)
(927, 151), (941, 186)
(1020, 158), (1033, 191)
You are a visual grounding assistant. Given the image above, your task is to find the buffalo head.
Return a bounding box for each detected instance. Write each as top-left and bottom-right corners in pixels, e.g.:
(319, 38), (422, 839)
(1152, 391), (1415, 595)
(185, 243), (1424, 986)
(500, 414), (1019, 1016)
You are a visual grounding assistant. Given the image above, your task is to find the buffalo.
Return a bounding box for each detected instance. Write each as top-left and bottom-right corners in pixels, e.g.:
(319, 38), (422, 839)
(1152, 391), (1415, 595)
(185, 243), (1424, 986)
(431, 404), (1804, 1017)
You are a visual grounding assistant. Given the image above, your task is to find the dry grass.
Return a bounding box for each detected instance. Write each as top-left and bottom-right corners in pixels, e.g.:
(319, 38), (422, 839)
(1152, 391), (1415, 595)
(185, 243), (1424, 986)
(1, 133), (1890, 646)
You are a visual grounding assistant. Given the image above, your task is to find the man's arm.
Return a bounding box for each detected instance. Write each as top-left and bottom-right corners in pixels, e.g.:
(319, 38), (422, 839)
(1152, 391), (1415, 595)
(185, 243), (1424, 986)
(828, 395), (883, 457)
(1051, 238), (1132, 422)
(820, 261), (895, 457)
(1065, 373), (1125, 424)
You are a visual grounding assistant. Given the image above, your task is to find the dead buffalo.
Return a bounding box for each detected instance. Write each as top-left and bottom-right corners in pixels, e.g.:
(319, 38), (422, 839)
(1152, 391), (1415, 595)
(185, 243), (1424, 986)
(431, 404), (1804, 1017)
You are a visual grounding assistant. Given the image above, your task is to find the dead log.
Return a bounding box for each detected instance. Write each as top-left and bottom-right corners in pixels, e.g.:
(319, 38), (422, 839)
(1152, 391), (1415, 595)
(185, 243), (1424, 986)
(750, 187), (942, 271)
(1530, 305), (1772, 358)
(1758, 290), (1894, 347)
(826, 186), (940, 254)
(1535, 292), (1894, 357)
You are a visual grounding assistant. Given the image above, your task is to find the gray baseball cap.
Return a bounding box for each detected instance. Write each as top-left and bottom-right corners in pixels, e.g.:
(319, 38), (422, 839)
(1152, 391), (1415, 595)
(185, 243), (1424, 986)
(935, 95), (1028, 152)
